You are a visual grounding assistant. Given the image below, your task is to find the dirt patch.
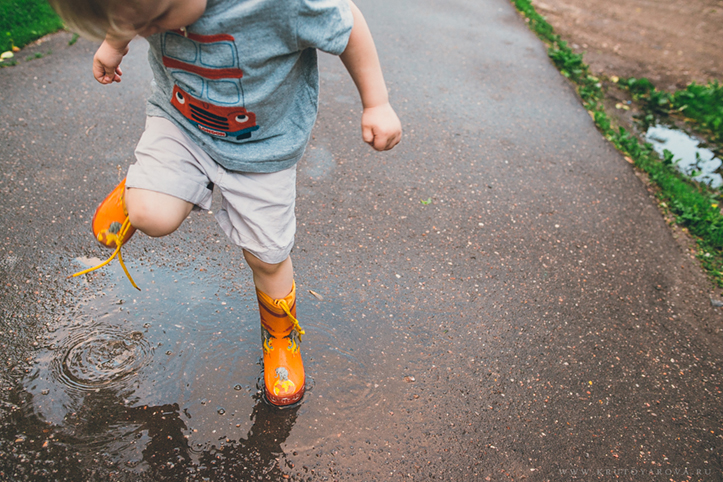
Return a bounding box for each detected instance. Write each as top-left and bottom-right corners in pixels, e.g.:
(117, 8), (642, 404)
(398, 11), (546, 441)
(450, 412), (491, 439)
(531, 0), (723, 90)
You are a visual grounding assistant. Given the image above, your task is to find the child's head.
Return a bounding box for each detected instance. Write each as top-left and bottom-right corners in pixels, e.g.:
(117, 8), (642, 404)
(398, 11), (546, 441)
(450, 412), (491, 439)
(49, 0), (207, 41)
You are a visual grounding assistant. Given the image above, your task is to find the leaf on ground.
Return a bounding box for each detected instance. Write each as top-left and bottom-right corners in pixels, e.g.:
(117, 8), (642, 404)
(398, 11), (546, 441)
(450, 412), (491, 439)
(308, 289), (324, 301)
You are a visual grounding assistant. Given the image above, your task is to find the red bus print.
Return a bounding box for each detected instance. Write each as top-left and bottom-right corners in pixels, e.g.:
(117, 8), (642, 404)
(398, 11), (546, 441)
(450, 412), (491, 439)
(162, 30), (259, 140)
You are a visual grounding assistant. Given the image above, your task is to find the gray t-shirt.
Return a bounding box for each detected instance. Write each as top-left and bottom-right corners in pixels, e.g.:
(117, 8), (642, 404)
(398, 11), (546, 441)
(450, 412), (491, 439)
(145, 0), (353, 173)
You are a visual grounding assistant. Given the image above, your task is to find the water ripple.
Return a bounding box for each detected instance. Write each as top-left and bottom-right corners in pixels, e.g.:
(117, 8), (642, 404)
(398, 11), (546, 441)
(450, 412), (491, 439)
(51, 325), (152, 392)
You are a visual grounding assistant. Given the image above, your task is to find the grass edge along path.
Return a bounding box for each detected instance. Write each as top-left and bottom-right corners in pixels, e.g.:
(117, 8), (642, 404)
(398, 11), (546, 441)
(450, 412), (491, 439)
(0, 0), (63, 58)
(510, 0), (723, 287)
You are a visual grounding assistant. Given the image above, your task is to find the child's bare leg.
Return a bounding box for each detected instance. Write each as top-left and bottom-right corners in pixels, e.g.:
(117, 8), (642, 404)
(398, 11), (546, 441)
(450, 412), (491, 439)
(125, 187), (194, 237)
(243, 250), (293, 299)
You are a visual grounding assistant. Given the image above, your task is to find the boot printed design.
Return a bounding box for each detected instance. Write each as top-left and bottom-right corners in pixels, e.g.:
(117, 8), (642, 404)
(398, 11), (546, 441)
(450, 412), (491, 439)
(284, 329), (302, 354)
(261, 325), (273, 354)
(262, 324), (302, 355)
(273, 367), (296, 397)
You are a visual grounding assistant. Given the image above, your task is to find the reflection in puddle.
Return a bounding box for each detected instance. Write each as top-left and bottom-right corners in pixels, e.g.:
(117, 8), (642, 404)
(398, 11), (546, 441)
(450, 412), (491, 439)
(645, 124), (723, 187)
(11, 259), (378, 478)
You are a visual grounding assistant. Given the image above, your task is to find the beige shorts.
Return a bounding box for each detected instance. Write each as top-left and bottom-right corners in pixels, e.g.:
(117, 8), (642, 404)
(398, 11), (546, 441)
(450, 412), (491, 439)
(126, 116), (296, 264)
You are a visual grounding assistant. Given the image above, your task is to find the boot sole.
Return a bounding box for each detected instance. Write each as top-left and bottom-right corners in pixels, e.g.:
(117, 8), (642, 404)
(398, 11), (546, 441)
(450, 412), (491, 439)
(265, 382), (305, 406)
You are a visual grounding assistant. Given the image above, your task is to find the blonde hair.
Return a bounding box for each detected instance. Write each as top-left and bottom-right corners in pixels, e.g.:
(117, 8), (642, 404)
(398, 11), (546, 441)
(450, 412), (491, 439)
(48, 0), (136, 41)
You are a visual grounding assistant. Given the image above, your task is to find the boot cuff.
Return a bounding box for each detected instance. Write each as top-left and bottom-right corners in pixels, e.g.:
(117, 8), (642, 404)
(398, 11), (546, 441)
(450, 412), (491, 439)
(256, 281), (296, 315)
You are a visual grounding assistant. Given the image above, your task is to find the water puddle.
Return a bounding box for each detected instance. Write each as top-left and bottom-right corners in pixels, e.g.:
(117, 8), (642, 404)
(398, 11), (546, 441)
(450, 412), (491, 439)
(6, 258), (382, 479)
(53, 324), (152, 392)
(645, 124), (723, 187)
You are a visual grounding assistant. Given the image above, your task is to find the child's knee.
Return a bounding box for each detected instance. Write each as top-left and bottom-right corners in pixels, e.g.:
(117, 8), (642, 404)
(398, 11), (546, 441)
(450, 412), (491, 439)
(244, 250), (288, 276)
(125, 188), (191, 237)
(127, 205), (173, 237)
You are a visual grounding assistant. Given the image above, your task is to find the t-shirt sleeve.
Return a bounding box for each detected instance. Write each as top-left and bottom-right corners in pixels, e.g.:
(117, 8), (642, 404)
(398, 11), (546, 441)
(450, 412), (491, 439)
(295, 0), (353, 55)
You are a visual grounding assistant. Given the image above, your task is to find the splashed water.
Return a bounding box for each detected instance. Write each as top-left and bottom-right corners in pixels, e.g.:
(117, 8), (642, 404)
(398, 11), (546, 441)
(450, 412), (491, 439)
(53, 326), (152, 391)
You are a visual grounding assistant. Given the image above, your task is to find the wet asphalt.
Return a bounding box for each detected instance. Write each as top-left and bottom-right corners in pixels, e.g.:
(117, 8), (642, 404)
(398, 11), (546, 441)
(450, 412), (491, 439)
(1, 0), (722, 480)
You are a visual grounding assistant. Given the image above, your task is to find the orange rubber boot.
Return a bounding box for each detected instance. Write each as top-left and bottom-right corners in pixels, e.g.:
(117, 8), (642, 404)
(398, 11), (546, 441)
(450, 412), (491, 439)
(257, 282), (306, 406)
(71, 178), (139, 290)
(92, 178), (136, 249)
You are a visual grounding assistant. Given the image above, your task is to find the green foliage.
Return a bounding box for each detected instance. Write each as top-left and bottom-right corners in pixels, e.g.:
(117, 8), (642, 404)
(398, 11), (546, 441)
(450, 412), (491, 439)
(609, 122), (723, 282)
(662, 149), (676, 166)
(673, 81), (723, 143)
(511, 0), (557, 44)
(511, 0), (603, 108)
(625, 78), (723, 144)
(511, 0), (723, 286)
(0, 0), (64, 52)
(624, 77), (655, 97)
(621, 130), (723, 249)
(548, 41), (585, 81)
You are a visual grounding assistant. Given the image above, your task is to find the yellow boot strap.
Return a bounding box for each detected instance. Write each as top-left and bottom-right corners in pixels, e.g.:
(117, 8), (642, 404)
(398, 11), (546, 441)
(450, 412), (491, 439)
(69, 216), (140, 291)
(277, 299), (305, 341)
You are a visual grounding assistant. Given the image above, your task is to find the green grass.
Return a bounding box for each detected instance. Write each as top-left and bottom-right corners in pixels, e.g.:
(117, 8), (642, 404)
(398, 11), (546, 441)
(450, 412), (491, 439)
(623, 78), (723, 145)
(511, 0), (723, 286)
(0, 0), (64, 52)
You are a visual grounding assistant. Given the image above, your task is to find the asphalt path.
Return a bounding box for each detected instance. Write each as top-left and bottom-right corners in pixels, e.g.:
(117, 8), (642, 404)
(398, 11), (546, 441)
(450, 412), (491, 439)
(1, 0), (722, 479)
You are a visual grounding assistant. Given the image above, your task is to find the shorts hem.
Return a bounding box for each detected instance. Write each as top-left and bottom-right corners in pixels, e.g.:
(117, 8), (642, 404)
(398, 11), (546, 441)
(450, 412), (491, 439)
(216, 209), (294, 265)
(126, 164), (213, 210)
(242, 245), (294, 265)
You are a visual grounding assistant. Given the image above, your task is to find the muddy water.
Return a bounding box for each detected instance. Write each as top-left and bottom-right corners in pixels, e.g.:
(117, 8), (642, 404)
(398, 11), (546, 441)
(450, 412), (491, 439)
(645, 124), (723, 187)
(2, 258), (384, 480)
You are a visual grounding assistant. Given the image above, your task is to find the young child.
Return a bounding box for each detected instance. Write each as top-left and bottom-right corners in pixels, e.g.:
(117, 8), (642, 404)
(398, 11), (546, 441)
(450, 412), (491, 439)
(51, 0), (402, 405)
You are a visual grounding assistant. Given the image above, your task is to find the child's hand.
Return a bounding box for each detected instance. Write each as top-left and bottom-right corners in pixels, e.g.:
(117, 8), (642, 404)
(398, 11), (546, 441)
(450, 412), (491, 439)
(361, 103), (402, 151)
(93, 39), (130, 84)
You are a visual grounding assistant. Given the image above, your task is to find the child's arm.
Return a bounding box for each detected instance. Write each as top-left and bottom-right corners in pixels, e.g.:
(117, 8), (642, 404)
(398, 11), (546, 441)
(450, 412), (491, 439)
(340, 1), (402, 151)
(93, 35), (132, 84)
